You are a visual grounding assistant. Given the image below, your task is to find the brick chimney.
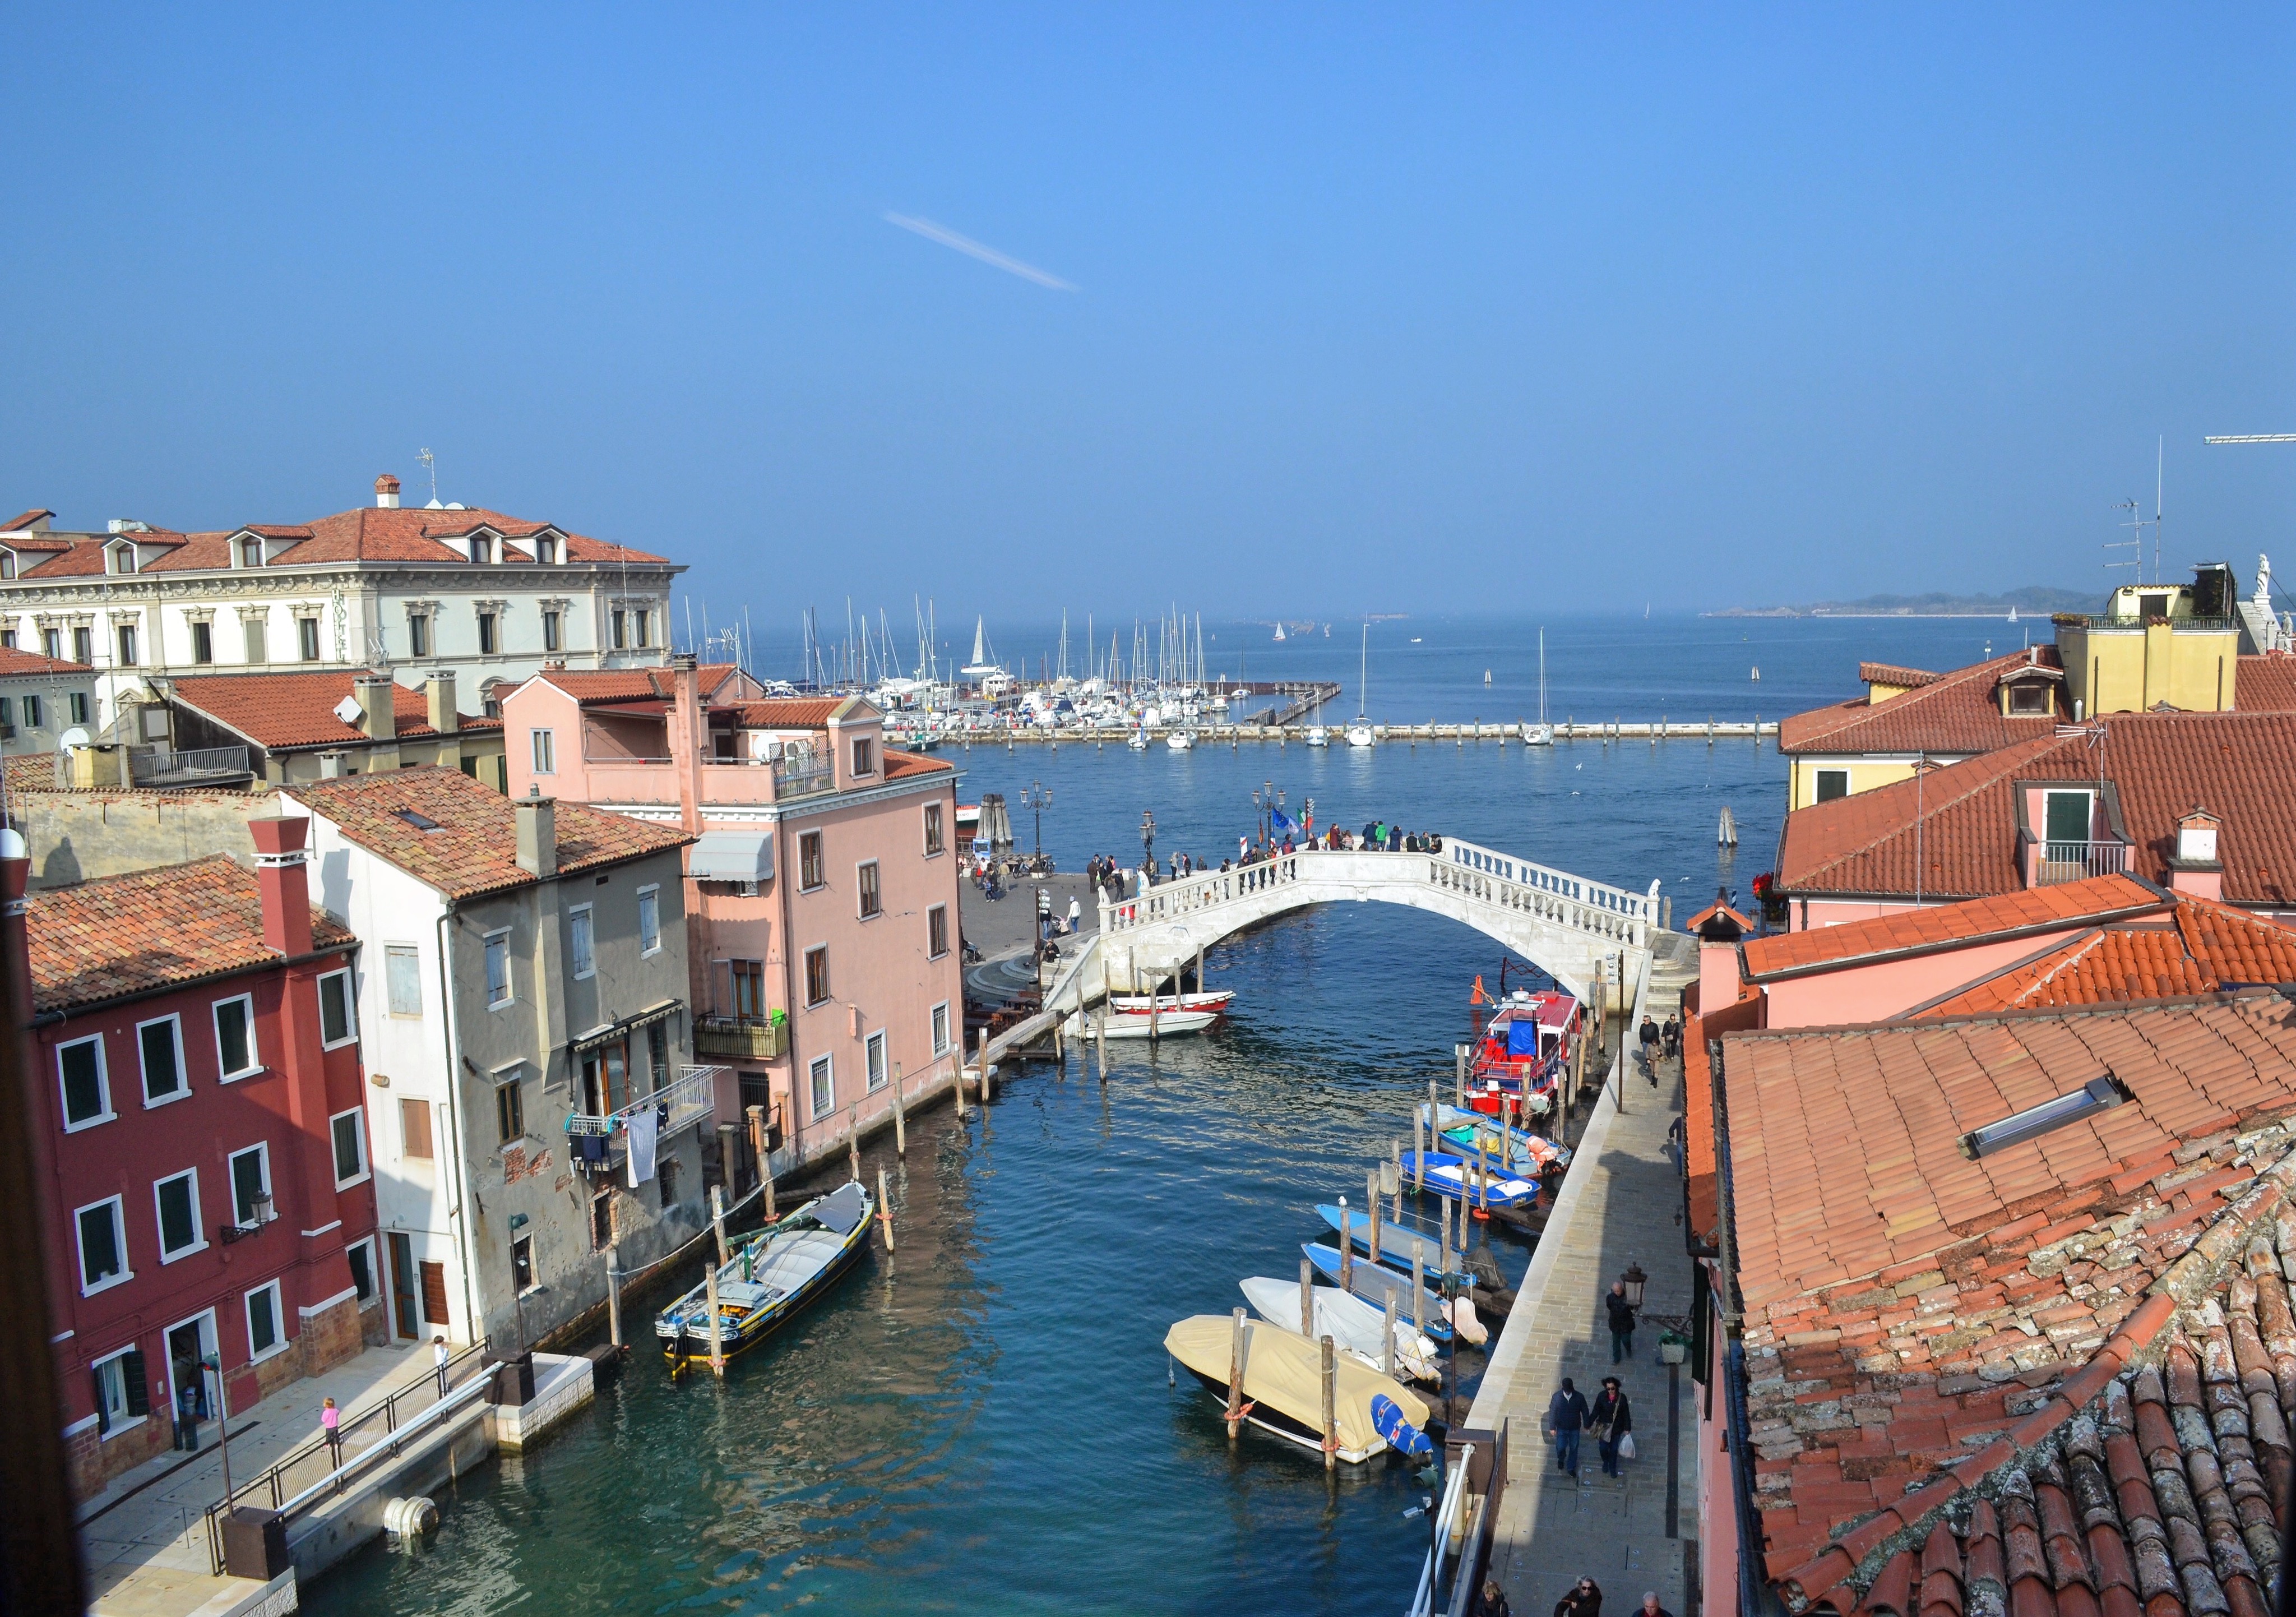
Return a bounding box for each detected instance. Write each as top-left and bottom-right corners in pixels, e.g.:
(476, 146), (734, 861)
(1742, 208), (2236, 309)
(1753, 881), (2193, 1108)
(249, 814), (314, 957)
(425, 669), (458, 736)
(354, 674), (399, 741)
(669, 652), (702, 833)
(376, 474), (401, 510)
(2167, 806), (2224, 900)
(515, 797), (557, 877)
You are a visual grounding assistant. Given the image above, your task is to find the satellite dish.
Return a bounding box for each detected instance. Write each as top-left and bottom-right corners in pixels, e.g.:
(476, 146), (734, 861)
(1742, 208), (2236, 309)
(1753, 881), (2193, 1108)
(58, 727), (90, 751)
(332, 695), (363, 725)
(0, 829), (24, 860)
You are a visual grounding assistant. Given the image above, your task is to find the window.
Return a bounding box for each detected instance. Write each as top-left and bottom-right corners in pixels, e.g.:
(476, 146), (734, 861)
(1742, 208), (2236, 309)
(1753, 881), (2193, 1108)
(866, 1031), (887, 1092)
(511, 1236), (534, 1294)
(924, 802), (944, 856)
(542, 611), (562, 653)
(73, 625), (92, 664)
(239, 537), (262, 567)
(331, 1108), (369, 1187)
(2044, 789), (2094, 848)
(611, 609), (627, 650)
(228, 1143), (272, 1228)
(804, 945), (830, 1006)
(346, 1237), (377, 1305)
(0, 697), (12, 727)
(932, 1001), (951, 1056)
(155, 1170), (204, 1262)
(137, 1015), (186, 1107)
(58, 1035), (112, 1130)
(799, 830), (825, 891)
(658, 1156), (678, 1210)
(851, 735), (874, 777)
(191, 620), (213, 664)
(385, 945), (422, 1017)
(42, 627), (61, 660)
(112, 544), (137, 574)
(582, 1042), (631, 1115)
(76, 1196), (129, 1293)
(117, 623), (138, 666)
(246, 1279), (284, 1361)
(590, 1191), (614, 1252)
(24, 694), (41, 729)
(408, 614), (431, 658)
(470, 535), (494, 565)
(928, 904), (949, 959)
(485, 931), (512, 1006)
(400, 1098), (434, 1159)
(68, 692), (87, 726)
(530, 728), (556, 774)
(213, 995), (258, 1079)
(91, 1346), (147, 1436)
(809, 1054), (834, 1120)
(317, 969), (357, 1048)
(496, 1077), (524, 1143)
(730, 959), (766, 1021)
(638, 885), (661, 955)
(478, 611), (498, 655)
(243, 617), (267, 664)
(1814, 769), (1849, 803)
(647, 1021), (669, 1089)
(297, 617), (321, 662)
(2007, 682), (2049, 716)
(0, 625), (11, 644)
(632, 609), (650, 649)
(858, 861), (881, 920)
(569, 905), (595, 979)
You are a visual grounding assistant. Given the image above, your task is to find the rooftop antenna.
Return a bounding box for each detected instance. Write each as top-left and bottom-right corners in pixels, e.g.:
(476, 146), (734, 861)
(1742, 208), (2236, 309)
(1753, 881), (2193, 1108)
(416, 447), (439, 507)
(2154, 436), (2164, 585)
(2107, 500), (2143, 581)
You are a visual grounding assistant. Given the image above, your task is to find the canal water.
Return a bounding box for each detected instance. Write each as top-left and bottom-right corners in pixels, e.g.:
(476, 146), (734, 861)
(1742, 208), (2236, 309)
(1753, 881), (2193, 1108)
(312, 617), (1987, 1615)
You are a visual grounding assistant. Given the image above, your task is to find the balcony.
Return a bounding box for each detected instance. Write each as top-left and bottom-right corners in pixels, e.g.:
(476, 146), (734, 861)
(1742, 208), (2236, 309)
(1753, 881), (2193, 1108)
(129, 744), (254, 789)
(2034, 839), (2129, 886)
(565, 1064), (723, 1145)
(775, 755), (836, 799)
(695, 1015), (787, 1061)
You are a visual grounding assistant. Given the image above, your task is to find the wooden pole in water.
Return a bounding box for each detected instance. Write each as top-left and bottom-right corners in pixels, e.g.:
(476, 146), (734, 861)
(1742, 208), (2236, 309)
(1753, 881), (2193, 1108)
(1411, 1246), (1426, 1327)
(1338, 1194), (1353, 1290)
(1367, 1171), (1382, 1266)
(1320, 1335), (1338, 1471)
(704, 1262), (726, 1377)
(711, 1184), (729, 1267)
(876, 1167), (895, 1253)
(1383, 1286), (1399, 1379)
(1300, 1255), (1314, 1334)
(1388, 1141), (1402, 1222)
(1499, 1102), (1513, 1179)
(606, 1242), (623, 1351)
(1455, 1042), (1467, 1108)
(1225, 1308), (1247, 1440)
(1476, 1138), (1490, 1213)
(763, 1159), (776, 1222)
(1439, 1194), (1452, 1278)
(892, 1069), (906, 1157)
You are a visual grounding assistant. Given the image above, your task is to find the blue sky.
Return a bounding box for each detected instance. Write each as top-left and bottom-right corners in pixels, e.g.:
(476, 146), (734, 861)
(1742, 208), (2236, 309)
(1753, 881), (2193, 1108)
(2, 6), (2290, 622)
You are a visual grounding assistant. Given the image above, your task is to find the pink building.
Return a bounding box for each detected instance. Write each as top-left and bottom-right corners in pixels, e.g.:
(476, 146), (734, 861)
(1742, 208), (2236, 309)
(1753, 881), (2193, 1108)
(501, 657), (963, 1172)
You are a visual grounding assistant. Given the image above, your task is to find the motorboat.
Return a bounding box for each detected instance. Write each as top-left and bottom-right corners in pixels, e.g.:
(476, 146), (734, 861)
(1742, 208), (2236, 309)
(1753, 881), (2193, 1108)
(1066, 1004), (1223, 1040)
(1163, 1314), (1435, 1463)
(1127, 729), (1150, 751)
(1398, 1151), (1540, 1210)
(1418, 1104), (1571, 1177)
(1304, 726), (1328, 747)
(656, 1181), (873, 1362)
(1469, 987), (1578, 1103)
(1313, 1205), (1470, 1285)
(1238, 1276), (1441, 1384)
(1300, 1244), (1452, 1342)
(1523, 723), (1554, 747)
(1108, 988), (1234, 1013)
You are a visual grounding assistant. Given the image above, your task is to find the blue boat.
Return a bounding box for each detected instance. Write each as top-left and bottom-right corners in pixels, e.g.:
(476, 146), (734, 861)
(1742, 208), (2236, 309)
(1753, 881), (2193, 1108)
(1301, 1243), (1452, 1343)
(656, 1181), (874, 1362)
(1399, 1151), (1540, 1210)
(1313, 1204), (1469, 1285)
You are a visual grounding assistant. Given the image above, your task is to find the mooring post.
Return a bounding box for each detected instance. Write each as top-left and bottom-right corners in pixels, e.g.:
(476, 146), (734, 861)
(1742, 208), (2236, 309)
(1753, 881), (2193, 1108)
(1385, 1145), (1401, 1223)
(763, 1160), (776, 1222)
(1382, 1286), (1399, 1378)
(1320, 1335), (1338, 1471)
(876, 1167), (895, 1253)
(1226, 1308), (1247, 1439)
(892, 1069), (907, 1157)
(745, 1104), (766, 1189)
(606, 1242), (623, 1350)
(1367, 1170), (1383, 1265)
(1476, 1138), (1490, 1214)
(704, 1262), (726, 1378)
(1439, 1194), (1452, 1278)
(1455, 1042), (1466, 1108)
(1412, 1246), (1427, 1326)
(1414, 1100), (1427, 1194)
(1300, 1255), (1314, 1334)
(710, 1184), (729, 1267)
(1338, 1194), (1353, 1290)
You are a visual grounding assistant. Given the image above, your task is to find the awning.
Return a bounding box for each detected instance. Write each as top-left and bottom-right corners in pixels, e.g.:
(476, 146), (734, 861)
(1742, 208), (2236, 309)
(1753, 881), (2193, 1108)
(689, 830), (772, 883)
(570, 999), (683, 1055)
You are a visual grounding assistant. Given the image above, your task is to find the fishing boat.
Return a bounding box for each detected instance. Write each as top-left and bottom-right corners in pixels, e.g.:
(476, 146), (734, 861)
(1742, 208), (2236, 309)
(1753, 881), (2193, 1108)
(1163, 1314), (1435, 1463)
(1469, 987), (1578, 1102)
(656, 1181), (874, 1362)
(1239, 1276), (1441, 1385)
(1313, 1205), (1470, 1286)
(1305, 726), (1328, 747)
(1165, 730), (1194, 751)
(1418, 1103), (1572, 1177)
(1301, 1244), (1452, 1342)
(1108, 988), (1234, 1013)
(1398, 1151), (1540, 1210)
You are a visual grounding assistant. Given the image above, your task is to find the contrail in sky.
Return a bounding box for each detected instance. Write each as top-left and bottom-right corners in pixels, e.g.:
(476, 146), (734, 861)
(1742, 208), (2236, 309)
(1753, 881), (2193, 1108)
(882, 212), (1077, 291)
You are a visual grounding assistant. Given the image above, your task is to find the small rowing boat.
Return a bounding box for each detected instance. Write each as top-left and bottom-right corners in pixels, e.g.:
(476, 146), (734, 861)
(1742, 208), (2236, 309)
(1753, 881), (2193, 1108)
(1239, 1277), (1441, 1384)
(1301, 1243), (1451, 1342)
(1163, 1314), (1436, 1463)
(656, 1181), (873, 1363)
(1419, 1103), (1571, 1177)
(1313, 1205), (1469, 1285)
(1399, 1151), (1540, 1210)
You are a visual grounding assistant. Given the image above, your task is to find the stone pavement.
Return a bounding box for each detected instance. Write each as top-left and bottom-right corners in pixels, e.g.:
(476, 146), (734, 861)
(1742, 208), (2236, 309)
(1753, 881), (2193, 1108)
(1469, 987), (1701, 1617)
(79, 1338), (461, 1616)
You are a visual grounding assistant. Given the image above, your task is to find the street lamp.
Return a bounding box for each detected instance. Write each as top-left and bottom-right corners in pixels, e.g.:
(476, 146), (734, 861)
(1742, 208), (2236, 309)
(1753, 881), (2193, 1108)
(1140, 809), (1156, 881)
(1620, 1262), (1648, 1310)
(1020, 780), (1053, 859)
(1250, 786), (1263, 851)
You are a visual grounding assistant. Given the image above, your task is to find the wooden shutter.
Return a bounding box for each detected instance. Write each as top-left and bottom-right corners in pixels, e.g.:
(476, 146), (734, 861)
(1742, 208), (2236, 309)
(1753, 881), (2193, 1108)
(91, 1366), (109, 1435)
(400, 1097), (433, 1159)
(123, 1349), (149, 1419)
(419, 1261), (450, 1327)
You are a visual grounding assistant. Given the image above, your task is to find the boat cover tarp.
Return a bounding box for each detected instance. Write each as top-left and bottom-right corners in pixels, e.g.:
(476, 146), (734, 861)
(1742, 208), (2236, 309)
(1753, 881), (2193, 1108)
(809, 1181), (871, 1236)
(1506, 1020), (1540, 1057)
(1163, 1315), (1430, 1458)
(1240, 1277), (1384, 1361)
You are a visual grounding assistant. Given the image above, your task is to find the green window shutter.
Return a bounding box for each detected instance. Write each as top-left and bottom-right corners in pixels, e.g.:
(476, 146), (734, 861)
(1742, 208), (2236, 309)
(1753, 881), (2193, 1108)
(123, 1350), (149, 1418)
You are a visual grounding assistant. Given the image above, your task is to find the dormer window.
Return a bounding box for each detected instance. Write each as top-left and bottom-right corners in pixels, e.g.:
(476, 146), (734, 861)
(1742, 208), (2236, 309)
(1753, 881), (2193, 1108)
(0, 552), (15, 580)
(535, 537), (561, 565)
(109, 543), (138, 575)
(2006, 682), (2051, 716)
(239, 538), (262, 568)
(469, 535), (494, 564)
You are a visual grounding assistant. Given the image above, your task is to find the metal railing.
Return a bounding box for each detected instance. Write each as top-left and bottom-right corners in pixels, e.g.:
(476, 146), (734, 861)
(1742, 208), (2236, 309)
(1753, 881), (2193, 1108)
(2056, 612), (2241, 633)
(2035, 839), (2129, 884)
(200, 1337), (494, 1572)
(128, 744), (252, 788)
(564, 1063), (720, 1138)
(775, 754), (836, 798)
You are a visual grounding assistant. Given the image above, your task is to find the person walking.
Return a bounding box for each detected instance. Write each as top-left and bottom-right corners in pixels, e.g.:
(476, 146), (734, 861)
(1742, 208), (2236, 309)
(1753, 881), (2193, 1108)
(321, 1396), (343, 1471)
(1544, 1376), (1589, 1477)
(173, 1370), (202, 1452)
(1590, 1377), (1632, 1477)
(1553, 1576), (1603, 1617)
(1606, 1282), (1638, 1364)
(1661, 1014), (1681, 1060)
(1638, 1593), (1674, 1617)
(1638, 1015), (1660, 1083)
(433, 1334), (451, 1397)
(1474, 1579), (1513, 1617)
(1067, 895), (1081, 934)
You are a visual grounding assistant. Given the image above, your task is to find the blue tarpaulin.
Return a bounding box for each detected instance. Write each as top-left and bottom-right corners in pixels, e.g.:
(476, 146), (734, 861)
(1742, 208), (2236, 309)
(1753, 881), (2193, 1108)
(1506, 1020), (1540, 1057)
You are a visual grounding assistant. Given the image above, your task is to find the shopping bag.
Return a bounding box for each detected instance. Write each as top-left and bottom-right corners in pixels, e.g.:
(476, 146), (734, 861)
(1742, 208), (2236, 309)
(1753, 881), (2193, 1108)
(1617, 1431), (1637, 1461)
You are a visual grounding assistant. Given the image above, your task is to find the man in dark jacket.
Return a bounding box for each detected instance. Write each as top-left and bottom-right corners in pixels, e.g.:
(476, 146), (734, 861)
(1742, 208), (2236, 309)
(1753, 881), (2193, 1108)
(1591, 1377), (1632, 1476)
(1638, 1015), (1660, 1084)
(1606, 1282), (1638, 1363)
(1553, 1576), (1603, 1617)
(1544, 1376), (1589, 1476)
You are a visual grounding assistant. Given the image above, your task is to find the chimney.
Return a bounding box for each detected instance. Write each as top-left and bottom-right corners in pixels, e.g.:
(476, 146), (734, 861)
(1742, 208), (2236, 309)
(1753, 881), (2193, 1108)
(317, 751), (345, 779)
(425, 669), (458, 736)
(248, 813), (314, 957)
(515, 797), (557, 877)
(376, 474), (401, 510)
(2168, 806), (2224, 900)
(354, 674), (399, 741)
(669, 652), (701, 833)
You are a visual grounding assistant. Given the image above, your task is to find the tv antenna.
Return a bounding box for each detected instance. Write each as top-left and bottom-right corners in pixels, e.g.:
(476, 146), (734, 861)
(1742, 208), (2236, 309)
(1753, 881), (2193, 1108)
(417, 447), (439, 506)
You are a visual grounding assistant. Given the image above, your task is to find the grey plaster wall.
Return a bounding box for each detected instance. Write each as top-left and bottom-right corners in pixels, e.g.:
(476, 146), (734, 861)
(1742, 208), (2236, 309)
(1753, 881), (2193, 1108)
(16, 789), (264, 889)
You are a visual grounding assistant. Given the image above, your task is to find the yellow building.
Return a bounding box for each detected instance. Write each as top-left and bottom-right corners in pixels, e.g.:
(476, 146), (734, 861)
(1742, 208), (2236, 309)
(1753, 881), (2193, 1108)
(2054, 567), (2242, 719)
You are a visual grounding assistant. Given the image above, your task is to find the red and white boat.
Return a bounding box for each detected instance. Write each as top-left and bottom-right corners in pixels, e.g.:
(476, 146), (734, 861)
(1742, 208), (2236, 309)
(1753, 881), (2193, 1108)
(1466, 986), (1578, 1114)
(1108, 988), (1235, 1014)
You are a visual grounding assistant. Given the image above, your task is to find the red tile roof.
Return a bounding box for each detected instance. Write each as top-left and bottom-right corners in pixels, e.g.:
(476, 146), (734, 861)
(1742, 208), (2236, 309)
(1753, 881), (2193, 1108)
(1858, 662), (1941, 689)
(2, 509), (54, 532)
(1781, 649), (2064, 756)
(0, 645), (94, 678)
(286, 765), (691, 900)
(14, 503), (672, 576)
(526, 664), (750, 706)
(730, 697), (847, 729)
(2238, 654), (2296, 712)
(1741, 874), (2167, 980)
(882, 746), (952, 779)
(1776, 713), (2296, 908)
(27, 855), (353, 1011)
(169, 672), (501, 752)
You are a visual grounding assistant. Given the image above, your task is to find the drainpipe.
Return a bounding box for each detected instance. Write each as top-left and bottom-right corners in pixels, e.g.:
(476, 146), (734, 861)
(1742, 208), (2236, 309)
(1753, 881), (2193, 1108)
(776, 813), (801, 1171)
(434, 908), (483, 1348)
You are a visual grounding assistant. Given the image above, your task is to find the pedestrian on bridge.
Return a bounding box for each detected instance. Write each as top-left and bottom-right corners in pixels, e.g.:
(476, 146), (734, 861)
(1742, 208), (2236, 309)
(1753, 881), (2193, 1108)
(1066, 895), (1081, 934)
(1544, 1377), (1589, 1477)
(1662, 1013), (1680, 1060)
(1637, 1015), (1660, 1083)
(1590, 1377), (1632, 1477)
(1605, 1282), (1638, 1364)
(1553, 1576), (1602, 1617)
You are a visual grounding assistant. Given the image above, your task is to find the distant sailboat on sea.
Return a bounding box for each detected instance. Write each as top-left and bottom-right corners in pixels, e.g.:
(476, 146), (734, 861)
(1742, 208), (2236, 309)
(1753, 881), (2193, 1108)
(1526, 628), (1554, 745)
(2008, 606), (2019, 624)
(1274, 622), (1286, 642)
(1346, 623), (1374, 747)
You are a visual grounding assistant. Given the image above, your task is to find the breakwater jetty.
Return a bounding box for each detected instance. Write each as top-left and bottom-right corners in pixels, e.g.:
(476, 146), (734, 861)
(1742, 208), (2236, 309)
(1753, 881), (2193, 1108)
(937, 717), (1777, 745)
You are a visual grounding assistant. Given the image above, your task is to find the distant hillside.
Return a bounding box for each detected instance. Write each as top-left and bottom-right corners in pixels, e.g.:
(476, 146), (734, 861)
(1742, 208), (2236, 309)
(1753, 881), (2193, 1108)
(1708, 585), (2097, 619)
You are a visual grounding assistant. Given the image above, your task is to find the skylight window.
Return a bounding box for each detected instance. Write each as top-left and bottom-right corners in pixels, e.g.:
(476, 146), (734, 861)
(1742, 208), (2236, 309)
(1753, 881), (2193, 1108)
(1959, 1075), (2128, 1159)
(394, 808), (444, 832)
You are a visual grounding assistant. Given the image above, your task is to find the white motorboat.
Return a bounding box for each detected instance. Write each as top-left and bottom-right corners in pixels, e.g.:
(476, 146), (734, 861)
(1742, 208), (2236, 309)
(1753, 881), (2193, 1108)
(1304, 726), (1328, 747)
(1109, 989), (1234, 1013)
(1127, 729), (1150, 751)
(1163, 1315), (1434, 1463)
(1238, 1277), (1441, 1385)
(1165, 731), (1194, 751)
(1345, 725), (1374, 748)
(1066, 1005), (1223, 1039)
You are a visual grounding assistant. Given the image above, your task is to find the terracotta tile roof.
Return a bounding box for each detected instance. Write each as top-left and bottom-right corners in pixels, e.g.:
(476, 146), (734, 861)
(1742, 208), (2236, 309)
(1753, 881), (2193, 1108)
(2, 752), (60, 793)
(169, 672), (501, 752)
(2237, 654), (2296, 712)
(15, 504), (672, 576)
(26, 854), (353, 1012)
(286, 765), (691, 900)
(882, 746), (952, 779)
(1716, 993), (2296, 1610)
(1, 509), (54, 532)
(1742, 875), (2168, 980)
(730, 697), (846, 729)
(1781, 649), (2065, 756)
(1776, 714), (2296, 909)
(1911, 900), (2296, 1018)
(526, 664), (748, 706)
(1859, 662), (1941, 689)
(0, 645), (94, 678)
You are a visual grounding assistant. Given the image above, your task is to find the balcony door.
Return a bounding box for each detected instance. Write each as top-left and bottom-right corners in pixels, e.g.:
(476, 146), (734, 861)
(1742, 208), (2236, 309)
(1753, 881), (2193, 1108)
(730, 959), (766, 1023)
(2043, 790), (2093, 849)
(582, 1040), (631, 1117)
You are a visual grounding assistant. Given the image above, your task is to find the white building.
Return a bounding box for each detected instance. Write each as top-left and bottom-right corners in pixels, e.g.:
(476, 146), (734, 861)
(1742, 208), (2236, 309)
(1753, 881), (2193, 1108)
(0, 478), (683, 740)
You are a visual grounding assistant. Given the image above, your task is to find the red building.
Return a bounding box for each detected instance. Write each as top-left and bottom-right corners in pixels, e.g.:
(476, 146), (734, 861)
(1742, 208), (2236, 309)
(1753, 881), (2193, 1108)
(14, 815), (381, 1498)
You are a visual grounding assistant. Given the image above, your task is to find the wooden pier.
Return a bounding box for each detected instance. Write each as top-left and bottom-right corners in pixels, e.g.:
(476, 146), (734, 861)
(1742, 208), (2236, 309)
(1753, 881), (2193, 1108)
(939, 717), (1775, 745)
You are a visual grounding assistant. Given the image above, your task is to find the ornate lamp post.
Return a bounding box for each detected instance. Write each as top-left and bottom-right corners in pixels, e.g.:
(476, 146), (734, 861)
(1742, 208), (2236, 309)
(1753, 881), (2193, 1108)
(1020, 780), (1053, 859)
(1140, 809), (1156, 883)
